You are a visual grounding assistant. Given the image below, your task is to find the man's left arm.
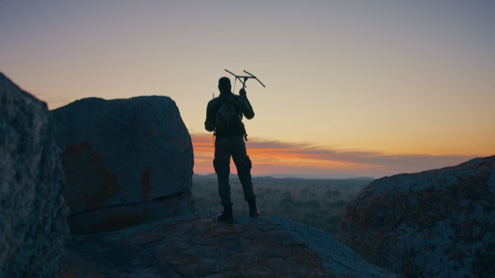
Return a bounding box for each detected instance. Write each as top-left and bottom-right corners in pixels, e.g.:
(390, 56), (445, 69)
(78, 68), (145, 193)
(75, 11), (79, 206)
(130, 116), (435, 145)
(204, 101), (216, 132)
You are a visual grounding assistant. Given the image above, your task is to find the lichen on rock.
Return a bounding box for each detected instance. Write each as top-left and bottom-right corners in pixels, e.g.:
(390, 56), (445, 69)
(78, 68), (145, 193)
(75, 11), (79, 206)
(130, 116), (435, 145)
(0, 72), (69, 277)
(51, 96), (194, 234)
(340, 156), (495, 277)
(59, 215), (396, 277)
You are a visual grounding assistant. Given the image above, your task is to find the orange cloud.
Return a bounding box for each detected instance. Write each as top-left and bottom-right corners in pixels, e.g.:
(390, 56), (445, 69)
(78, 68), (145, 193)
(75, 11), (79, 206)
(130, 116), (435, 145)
(192, 133), (476, 178)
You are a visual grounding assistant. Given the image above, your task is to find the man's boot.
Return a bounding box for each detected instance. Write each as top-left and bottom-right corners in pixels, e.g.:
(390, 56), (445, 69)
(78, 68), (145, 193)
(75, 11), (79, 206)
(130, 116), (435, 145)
(248, 199), (260, 218)
(217, 204), (233, 223)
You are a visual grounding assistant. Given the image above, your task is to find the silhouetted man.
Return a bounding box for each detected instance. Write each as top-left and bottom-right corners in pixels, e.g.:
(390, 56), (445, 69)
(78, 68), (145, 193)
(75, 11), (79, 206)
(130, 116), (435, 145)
(205, 77), (259, 223)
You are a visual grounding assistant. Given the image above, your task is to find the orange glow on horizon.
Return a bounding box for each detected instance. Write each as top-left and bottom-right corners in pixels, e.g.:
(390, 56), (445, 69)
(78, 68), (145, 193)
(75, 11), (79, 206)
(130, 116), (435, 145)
(191, 133), (474, 178)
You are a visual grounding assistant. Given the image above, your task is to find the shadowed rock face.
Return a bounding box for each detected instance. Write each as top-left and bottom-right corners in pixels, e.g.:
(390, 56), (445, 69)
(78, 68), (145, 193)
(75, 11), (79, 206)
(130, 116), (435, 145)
(51, 96), (194, 234)
(340, 156), (495, 278)
(0, 73), (69, 277)
(58, 216), (396, 278)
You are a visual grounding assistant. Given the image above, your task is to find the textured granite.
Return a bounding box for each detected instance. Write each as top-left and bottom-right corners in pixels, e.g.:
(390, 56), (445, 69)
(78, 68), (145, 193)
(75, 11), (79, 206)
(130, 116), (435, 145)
(0, 72), (69, 277)
(341, 156), (495, 277)
(51, 96), (194, 233)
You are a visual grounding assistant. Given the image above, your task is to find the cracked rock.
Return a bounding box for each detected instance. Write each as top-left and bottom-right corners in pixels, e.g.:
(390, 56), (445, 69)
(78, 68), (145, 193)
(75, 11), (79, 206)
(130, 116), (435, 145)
(51, 96), (194, 234)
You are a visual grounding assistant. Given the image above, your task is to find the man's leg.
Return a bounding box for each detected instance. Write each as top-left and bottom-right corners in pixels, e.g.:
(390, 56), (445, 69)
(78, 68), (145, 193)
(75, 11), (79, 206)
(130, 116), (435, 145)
(214, 138), (233, 222)
(231, 138), (259, 217)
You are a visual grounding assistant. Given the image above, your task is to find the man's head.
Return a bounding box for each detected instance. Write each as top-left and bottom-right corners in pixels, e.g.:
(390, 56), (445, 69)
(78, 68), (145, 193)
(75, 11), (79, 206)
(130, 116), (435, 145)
(218, 77), (231, 94)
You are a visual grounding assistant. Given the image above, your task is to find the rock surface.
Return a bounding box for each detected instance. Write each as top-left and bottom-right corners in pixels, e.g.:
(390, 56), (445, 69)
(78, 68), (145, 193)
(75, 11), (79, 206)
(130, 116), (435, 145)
(0, 72), (69, 277)
(340, 156), (495, 278)
(51, 96), (194, 234)
(59, 215), (395, 278)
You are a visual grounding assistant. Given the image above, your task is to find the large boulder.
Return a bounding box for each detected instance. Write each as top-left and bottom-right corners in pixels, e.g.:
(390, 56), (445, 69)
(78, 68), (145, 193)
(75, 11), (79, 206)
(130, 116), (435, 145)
(340, 156), (495, 277)
(51, 96), (194, 234)
(58, 215), (396, 277)
(0, 72), (69, 277)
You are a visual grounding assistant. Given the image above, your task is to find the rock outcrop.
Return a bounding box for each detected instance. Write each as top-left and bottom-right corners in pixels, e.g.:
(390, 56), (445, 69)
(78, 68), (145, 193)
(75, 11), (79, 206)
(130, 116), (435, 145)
(0, 73), (69, 277)
(340, 156), (495, 277)
(59, 215), (396, 277)
(51, 96), (194, 234)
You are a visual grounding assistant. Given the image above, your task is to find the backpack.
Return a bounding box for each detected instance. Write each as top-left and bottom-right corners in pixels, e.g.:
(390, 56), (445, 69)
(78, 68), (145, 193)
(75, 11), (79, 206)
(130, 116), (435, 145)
(215, 94), (244, 137)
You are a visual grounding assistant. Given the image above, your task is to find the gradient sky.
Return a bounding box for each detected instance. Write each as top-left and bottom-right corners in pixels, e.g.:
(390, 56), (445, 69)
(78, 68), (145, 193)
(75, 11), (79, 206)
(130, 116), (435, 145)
(1, 1), (494, 178)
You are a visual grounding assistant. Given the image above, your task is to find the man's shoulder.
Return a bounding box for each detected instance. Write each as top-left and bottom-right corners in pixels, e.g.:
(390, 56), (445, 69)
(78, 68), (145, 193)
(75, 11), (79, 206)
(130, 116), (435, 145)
(208, 94), (245, 107)
(207, 97), (221, 107)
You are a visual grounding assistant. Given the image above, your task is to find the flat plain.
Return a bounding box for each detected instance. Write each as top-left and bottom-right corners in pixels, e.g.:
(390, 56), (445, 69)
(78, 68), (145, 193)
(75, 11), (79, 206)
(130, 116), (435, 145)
(192, 175), (373, 238)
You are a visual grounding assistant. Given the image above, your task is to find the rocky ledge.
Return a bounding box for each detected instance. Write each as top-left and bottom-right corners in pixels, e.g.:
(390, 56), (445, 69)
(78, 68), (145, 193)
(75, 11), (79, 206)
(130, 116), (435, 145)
(59, 215), (395, 278)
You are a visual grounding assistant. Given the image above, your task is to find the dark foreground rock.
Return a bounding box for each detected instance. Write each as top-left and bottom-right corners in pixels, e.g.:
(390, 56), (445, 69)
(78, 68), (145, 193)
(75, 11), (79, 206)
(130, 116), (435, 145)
(59, 215), (395, 278)
(51, 96), (194, 234)
(340, 156), (495, 278)
(0, 73), (69, 277)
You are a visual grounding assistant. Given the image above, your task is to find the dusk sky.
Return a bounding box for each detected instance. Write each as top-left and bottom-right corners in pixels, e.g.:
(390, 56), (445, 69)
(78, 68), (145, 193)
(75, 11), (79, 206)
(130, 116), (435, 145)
(1, 1), (494, 178)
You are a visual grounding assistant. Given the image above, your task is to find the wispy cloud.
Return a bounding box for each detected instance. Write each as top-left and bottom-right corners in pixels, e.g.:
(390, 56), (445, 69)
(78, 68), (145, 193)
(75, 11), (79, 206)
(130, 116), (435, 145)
(192, 133), (475, 178)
